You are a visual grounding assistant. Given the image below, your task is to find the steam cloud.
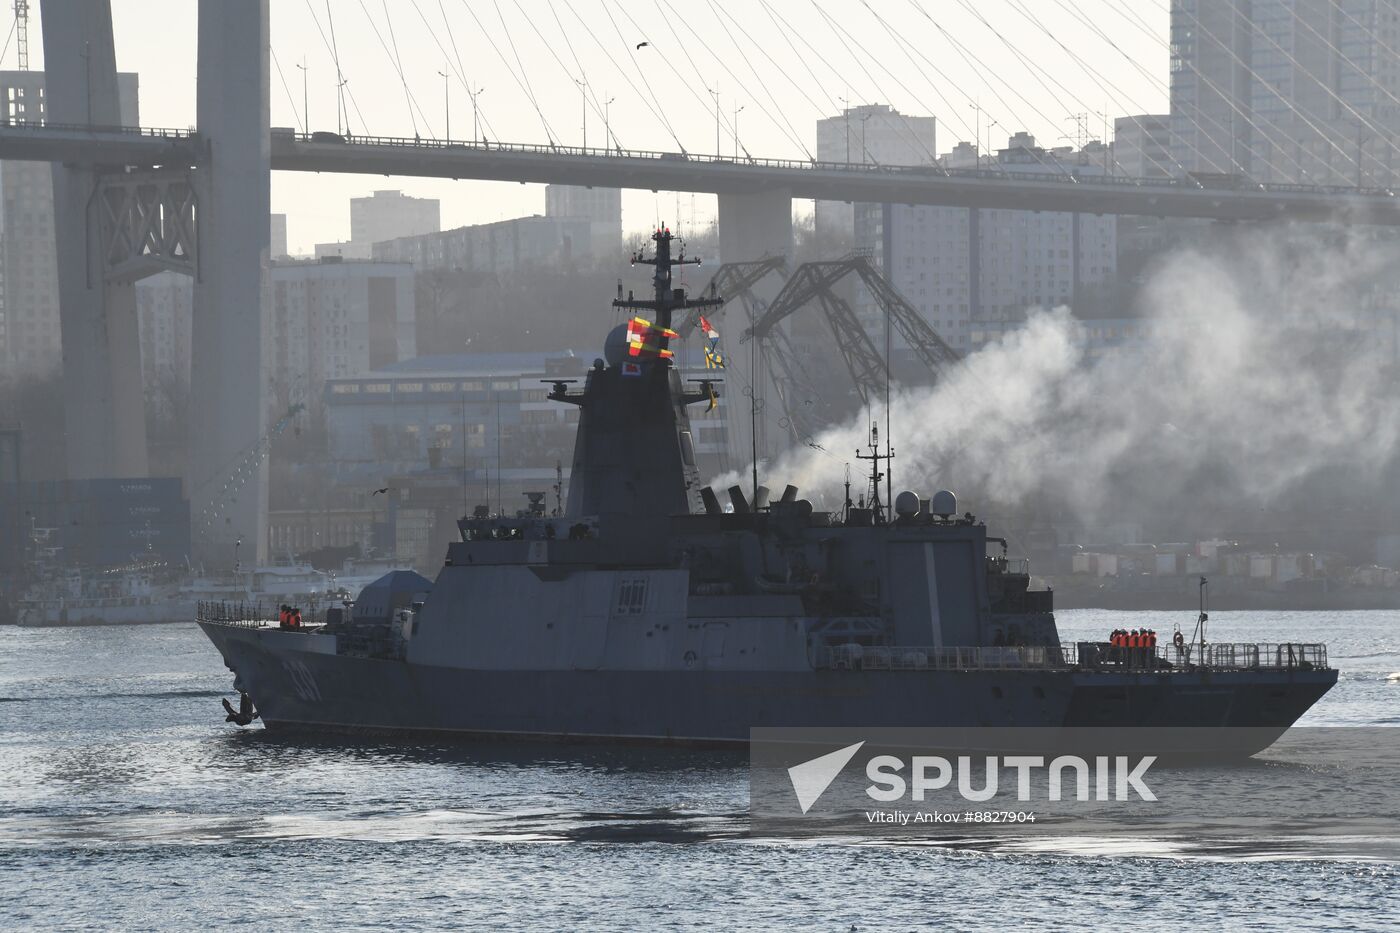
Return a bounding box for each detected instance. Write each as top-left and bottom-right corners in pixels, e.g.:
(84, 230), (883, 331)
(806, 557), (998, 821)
(718, 228), (1400, 530)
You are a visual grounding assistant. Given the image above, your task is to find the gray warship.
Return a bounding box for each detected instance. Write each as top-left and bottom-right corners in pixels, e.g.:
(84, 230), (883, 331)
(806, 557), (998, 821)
(198, 228), (1336, 750)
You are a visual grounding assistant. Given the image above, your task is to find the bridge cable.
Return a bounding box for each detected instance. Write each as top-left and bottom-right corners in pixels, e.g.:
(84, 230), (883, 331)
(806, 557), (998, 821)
(946, 0), (1181, 178)
(1160, 0), (1399, 161)
(1107, 0), (1345, 182)
(1095, 0), (1311, 183)
(1076, 0), (1321, 183)
(354, 0), (429, 138)
(381, 0), (427, 137)
(965, 0), (1195, 179)
(491, 0), (559, 146)
(1040, 0), (1234, 178)
(652, 0), (813, 159)
(508, 0), (617, 150)
(538, 1), (620, 150)
(906, 0), (1094, 175)
(603, 0), (720, 154)
(905, 0), (1078, 177)
(950, 0), (1155, 176)
(754, 2), (844, 115)
(1257, 0), (1400, 182)
(411, 0), (504, 144)
(554, 0), (686, 153)
(323, 0), (351, 135)
(646, 8), (752, 156)
(1162, 0), (1366, 178)
(806, 0), (943, 167)
(813, 1), (979, 151)
(702, 0), (815, 158)
(708, 0), (837, 159)
(0, 17), (16, 70)
(1010, 0), (1299, 182)
(454, 0), (559, 146)
(303, 0), (367, 135)
(270, 46), (307, 133)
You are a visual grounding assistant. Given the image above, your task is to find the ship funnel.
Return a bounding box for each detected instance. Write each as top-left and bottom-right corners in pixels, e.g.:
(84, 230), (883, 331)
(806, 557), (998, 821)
(700, 486), (722, 516)
(780, 485), (799, 503)
(727, 485), (751, 514)
(753, 485), (771, 510)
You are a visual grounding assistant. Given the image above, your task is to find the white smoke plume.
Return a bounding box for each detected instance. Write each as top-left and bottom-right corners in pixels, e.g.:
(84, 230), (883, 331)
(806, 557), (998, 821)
(717, 228), (1400, 528)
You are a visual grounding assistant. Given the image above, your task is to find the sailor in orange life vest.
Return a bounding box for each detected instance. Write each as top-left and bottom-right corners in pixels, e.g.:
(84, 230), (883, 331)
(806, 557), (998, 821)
(278, 605), (289, 628)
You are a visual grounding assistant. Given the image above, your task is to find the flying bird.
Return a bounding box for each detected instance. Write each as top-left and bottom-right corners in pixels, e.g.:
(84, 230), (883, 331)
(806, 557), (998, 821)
(636, 41), (649, 49)
(371, 487), (389, 496)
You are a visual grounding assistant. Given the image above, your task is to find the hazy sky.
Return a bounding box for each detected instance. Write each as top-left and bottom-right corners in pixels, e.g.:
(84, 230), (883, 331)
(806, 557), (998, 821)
(14, 0), (1168, 253)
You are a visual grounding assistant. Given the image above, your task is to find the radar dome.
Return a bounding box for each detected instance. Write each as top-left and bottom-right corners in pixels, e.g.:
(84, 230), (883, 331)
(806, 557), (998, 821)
(931, 489), (957, 519)
(894, 491), (921, 517)
(603, 324), (631, 367)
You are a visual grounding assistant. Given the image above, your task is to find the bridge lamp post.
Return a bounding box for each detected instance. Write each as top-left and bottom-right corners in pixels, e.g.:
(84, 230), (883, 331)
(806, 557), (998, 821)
(576, 78), (587, 150)
(296, 59), (309, 133)
(438, 68), (450, 142)
(604, 95), (616, 155)
(860, 111), (873, 164)
(708, 84), (721, 158)
(468, 84), (485, 145)
(839, 94), (852, 162)
(734, 104), (744, 160)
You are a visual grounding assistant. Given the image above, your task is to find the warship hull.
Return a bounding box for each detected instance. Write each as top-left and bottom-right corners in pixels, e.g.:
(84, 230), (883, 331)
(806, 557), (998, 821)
(199, 622), (1336, 753)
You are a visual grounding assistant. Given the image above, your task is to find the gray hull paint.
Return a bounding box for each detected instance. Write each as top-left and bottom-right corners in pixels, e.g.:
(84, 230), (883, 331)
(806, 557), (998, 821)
(201, 623), (1336, 752)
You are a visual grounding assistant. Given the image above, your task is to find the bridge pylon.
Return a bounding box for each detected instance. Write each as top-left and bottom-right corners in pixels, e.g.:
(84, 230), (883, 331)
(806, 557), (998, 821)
(41, 0), (148, 479)
(40, 0), (270, 567)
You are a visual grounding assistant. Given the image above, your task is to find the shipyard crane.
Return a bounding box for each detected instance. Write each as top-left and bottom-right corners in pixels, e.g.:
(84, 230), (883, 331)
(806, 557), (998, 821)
(676, 255), (788, 339)
(735, 254), (962, 449)
(683, 256), (835, 448)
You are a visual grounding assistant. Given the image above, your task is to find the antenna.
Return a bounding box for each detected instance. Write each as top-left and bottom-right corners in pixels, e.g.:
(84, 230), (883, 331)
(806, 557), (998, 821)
(1191, 576), (1210, 653)
(843, 463), (853, 524)
(14, 0), (28, 71)
(460, 395), (468, 516)
(855, 422), (892, 524)
(884, 282), (893, 512)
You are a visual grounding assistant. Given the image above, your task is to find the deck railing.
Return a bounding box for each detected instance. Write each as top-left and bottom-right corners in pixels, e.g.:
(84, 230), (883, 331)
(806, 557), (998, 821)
(195, 600), (269, 628)
(817, 642), (1329, 673)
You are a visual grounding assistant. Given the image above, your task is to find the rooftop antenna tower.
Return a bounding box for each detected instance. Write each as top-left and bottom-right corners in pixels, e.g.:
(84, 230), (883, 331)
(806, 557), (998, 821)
(14, 0), (29, 71)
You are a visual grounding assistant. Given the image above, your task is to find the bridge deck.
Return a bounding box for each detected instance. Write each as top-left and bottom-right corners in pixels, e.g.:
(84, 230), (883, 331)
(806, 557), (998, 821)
(3, 122), (1398, 224)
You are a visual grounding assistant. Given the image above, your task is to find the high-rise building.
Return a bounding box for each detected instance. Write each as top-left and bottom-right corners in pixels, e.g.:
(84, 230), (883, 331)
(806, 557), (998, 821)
(372, 215), (594, 276)
(815, 104), (937, 241)
(267, 258), (417, 419)
(857, 134), (1116, 354)
(1170, 0), (1400, 185)
(544, 184), (622, 260)
(270, 213), (289, 259)
(1113, 115), (1174, 178)
(0, 70), (139, 377)
(350, 190), (440, 247)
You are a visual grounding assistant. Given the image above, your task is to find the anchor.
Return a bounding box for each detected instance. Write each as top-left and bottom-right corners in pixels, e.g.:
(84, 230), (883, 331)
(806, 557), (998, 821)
(221, 691), (259, 727)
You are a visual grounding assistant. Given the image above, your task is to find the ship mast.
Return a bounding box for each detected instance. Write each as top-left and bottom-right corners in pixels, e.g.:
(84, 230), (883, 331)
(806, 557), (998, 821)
(855, 421), (893, 525)
(613, 225), (722, 344)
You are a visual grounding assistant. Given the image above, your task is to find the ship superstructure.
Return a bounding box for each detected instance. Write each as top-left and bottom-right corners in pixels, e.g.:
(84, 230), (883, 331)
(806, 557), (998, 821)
(196, 228), (1336, 751)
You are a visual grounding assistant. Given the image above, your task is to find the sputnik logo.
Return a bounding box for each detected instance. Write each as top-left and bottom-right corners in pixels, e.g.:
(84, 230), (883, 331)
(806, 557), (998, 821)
(787, 741), (865, 814)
